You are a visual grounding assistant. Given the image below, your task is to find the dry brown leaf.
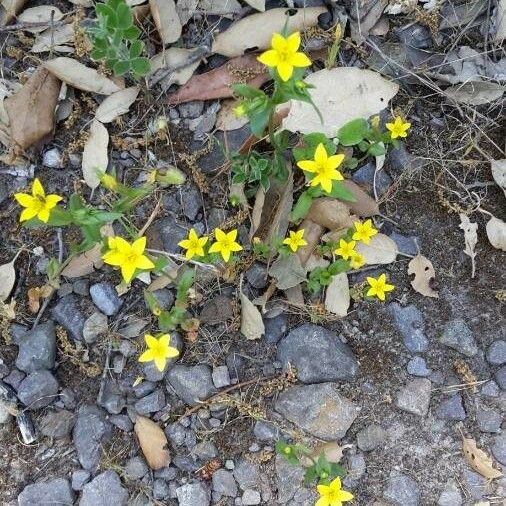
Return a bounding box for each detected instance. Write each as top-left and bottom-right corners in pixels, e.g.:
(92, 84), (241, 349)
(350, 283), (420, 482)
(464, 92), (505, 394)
(407, 254), (439, 298)
(240, 286), (264, 340)
(355, 233), (397, 265)
(486, 215), (506, 251)
(82, 119), (109, 190)
(44, 57), (121, 95)
(459, 213), (478, 278)
(244, 0), (265, 11)
(282, 67), (398, 137)
(349, 0), (388, 42)
(491, 159), (506, 197)
(95, 86), (140, 123)
(296, 219), (324, 266)
(216, 99), (249, 131)
(324, 273), (350, 317)
(462, 436), (503, 480)
(27, 286), (51, 313)
(17, 5), (63, 33)
(307, 198), (353, 230)
(284, 284), (305, 307)
(444, 82), (505, 106)
(149, 48), (202, 89)
(342, 181), (380, 217)
(4, 67), (60, 152)
(32, 24), (74, 53)
(149, 0), (181, 45)
(0, 252), (18, 302)
(212, 7), (325, 57)
(269, 254), (306, 290)
(61, 243), (103, 278)
(301, 441), (344, 467)
(135, 416), (171, 470)
(0, 0), (27, 25)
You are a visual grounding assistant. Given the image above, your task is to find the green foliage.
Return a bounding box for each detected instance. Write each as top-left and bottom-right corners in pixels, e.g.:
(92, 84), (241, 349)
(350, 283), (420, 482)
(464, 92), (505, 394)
(231, 151), (274, 195)
(307, 258), (350, 294)
(293, 133), (336, 162)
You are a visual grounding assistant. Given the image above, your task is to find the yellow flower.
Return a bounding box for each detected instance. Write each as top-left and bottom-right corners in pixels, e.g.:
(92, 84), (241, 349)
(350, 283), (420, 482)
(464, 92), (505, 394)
(371, 115), (380, 129)
(297, 143), (345, 193)
(386, 116), (411, 139)
(366, 273), (395, 301)
(178, 228), (208, 260)
(316, 477), (354, 506)
(208, 228), (243, 262)
(233, 103), (247, 118)
(352, 219), (378, 244)
(101, 173), (118, 191)
(138, 334), (179, 372)
(334, 239), (356, 260)
(257, 32), (311, 81)
(14, 178), (62, 223)
(102, 236), (155, 283)
(283, 229), (308, 252)
(349, 251), (365, 269)
(147, 169), (157, 184)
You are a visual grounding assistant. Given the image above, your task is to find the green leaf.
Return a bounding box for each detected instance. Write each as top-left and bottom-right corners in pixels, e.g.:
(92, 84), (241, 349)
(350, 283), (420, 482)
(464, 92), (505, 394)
(123, 25), (140, 40)
(96, 3), (116, 23)
(232, 83), (266, 99)
(337, 118), (369, 146)
(176, 269), (195, 301)
(327, 181), (356, 202)
(248, 104), (271, 137)
(329, 463), (347, 478)
(151, 255), (169, 273)
(91, 48), (107, 60)
(113, 59), (131, 76)
(69, 194), (85, 212)
(45, 208), (73, 226)
(129, 39), (143, 58)
(343, 157), (358, 170)
(304, 466), (319, 484)
(291, 190), (315, 221)
(116, 2), (133, 29)
(293, 133), (335, 162)
(130, 57), (151, 76)
(144, 290), (161, 313)
(367, 142), (386, 156)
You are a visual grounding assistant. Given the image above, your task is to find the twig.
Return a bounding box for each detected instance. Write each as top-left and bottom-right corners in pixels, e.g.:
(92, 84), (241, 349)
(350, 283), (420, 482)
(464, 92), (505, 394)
(138, 198), (161, 236)
(0, 19), (69, 32)
(147, 248), (221, 273)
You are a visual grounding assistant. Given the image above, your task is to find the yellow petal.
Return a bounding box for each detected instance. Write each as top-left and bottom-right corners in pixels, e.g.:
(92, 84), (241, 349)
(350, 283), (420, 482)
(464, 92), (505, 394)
(32, 178), (45, 198)
(114, 236), (132, 254)
(228, 242), (243, 252)
(138, 349), (156, 362)
(297, 160), (318, 173)
(178, 239), (192, 249)
(366, 276), (377, 286)
(271, 32), (287, 51)
(226, 229), (238, 242)
(121, 262), (137, 283)
(45, 194), (63, 207)
(184, 249), (196, 260)
(198, 236), (208, 247)
(37, 208), (50, 223)
(314, 143), (328, 165)
(377, 290), (386, 301)
(214, 228), (226, 242)
(326, 154), (345, 170)
(384, 283), (395, 292)
(165, 347), (180, 359)
(338, 490), (354, 501)
(257, 49), (280, 67)
(145, 334), (158, 348)
(220, 249), (231, 262)
(286, 31), (301, 52)
(14, 192), (36, 207)
(320, 177), (332, 193)
(277, 61), (293, 81)
(19, 207), (39, 222)
(135, 255), (155, 270)
(366, 287), (376, 297)
(154, 356), (166, 372)
(132, 236), (147, 255)
(288, 51), (311, 68)
(315, 497), (330, 506)
(102, 251), (125, 266)
(317, 484), (330, 495)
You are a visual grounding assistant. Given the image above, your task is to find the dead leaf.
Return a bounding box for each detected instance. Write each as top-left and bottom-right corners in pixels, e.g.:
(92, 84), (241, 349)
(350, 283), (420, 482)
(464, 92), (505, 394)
(149, 0), (181, 45)
(177, 0), (241, 24)
(269, 254), (306, 290)
(82, 119), (109, 190)
(307, 198), (353, 230)
(349, 0), (388, 43)
(95, 86), (140, 123)
(355, 233), (397, 265)
(0, 0), (27, 25)
(149, 48), (202, 89)
(32, 24), (75, 53)
(17, 5), (63, 33)
(168, 54), (268, 105)
(325, 273), (350, 317)
(4, 67), (60, 152)
(0, 252), (18, 302)
(486, 215), (506, 251)
(135, 416), (171, 470)
(216, 99), (249, 131)
(244, 0), (265, 11)
(240, 283), (265, 340)
(296, 219), (324, 266)
(462, 436), (503, 480)
(495, 0), (506, 41)
(282, 67), (399, 137)
(459, 213), (478, 278)
(27, 286), (50, 313)
(284, 284), (305, 307)
(61, 244), (103, 278)
(444, 81), (505, 106)
(407, 254), (439, 298)
(212, 7), (325, 57)
(301, 441), (344, 467)
(491, 159), (506, 197)
(44, 57), (121, 95)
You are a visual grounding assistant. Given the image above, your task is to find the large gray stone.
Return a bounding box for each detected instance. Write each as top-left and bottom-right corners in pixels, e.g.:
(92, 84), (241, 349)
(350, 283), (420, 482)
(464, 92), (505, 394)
(277, 324), (358, 383)
(15, 321), (56, 373)
(233, 458), (260, 491)
(212, 469), (238, 497)
(491, 433), (506, 465)
(275, 383), (358, 440)
(486, 340), (506, 365)
(79, 470), (128, 506)
(395, 378), (431, 416)
(90, 283), (123, 316)
(51, 294), (85, 340)
(389, 303), (428, 353)
(436, 394), (466, 421)
(18, 478), (74, 506)
(176, 483), (211, 506)
(17, 370), (58, 410)
(166, 364), (217, 406)
(439, 319), (478, 357)
(383, 473), (420, 506)
(38, 409), (75, 438)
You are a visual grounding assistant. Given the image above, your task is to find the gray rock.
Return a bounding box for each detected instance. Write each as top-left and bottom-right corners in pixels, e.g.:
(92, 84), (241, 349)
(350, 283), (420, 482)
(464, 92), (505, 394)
(73, 405), (112, 471)
(155, 466), (177, 481)
(80, 470), (128, 506)
(387, 143), (423, 175)
(461, 469), (487, 500)
(165, 422), (188, 446)
(246, 262), (268, 289)
(275, 454), (305, 503)
(395, 23), (433, 49)
(492, 433), (506, 465)
(98, 379), (126, 415)
(495, 365), (506, 389)
(388, 230), (419, 256)
(356, 423), (387, 451)
(90, 283), (123, 316)
(38, 409), (75, 438)
(73, 279), (89, 296)
(3, 368), (25, 389)
(52, 294), (85, 340)
(233, 458), (260, 491)
(436, 394), (466, 421)
(439, 319), (478, 357)
(149, 289), (174, 311)
(179, 101), (204, 119)
(17, 370), (58, 410)
(253, 420), (280, 441)
(344, 452), (366, 487)
(82, 311), (108, 343)
(212, 365), (231, 388)
(212, 469), (238, 497)
(242, 489), (261, 505)
(192, 441), (218, 460)
(135, 389), (165, 415)
(166, 365), (217, 406)
(156, 216), (204, 254)
(476, 405), (502, 432)
(395, 378), (431, 416)
(352, 161), (392, 196)
(125, 456), (149, 480)
(71, 470), (91, 491)
(58, 283), (73, 297)
(42, 147), (63, 168)
(18, 478), (74, 506)
(264, 313), (288, 345)
(15, 321), (56, 373)
(277, 324), (358, 383)
(383, 473), (420, 506)
(481, 380), (500, 397)
(438, 480), (462, 506)
(407, 356), (431, 377)
(389, 303), (428, 352)
(486, 340), (506, 365)
(0, 403), (11, 424)
(181, 185), (202, 220)
(153, 479), (170, 500)
(110, 414), (133, 432)
(275, 383), (358, 439)
(176, 483), (211, 506)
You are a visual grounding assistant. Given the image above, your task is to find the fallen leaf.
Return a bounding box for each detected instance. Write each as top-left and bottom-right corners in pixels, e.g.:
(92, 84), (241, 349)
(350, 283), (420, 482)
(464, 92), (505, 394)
(0, 78), (21, 126)
(0, 253), (18, 302)
(296, 219), (324, 266)
(61, 243), (103, 278)
(240, 285), (265, 340)
(4, 67), (60, 152)
(269, 254), (306, 290)
(149, 48), (202, 89)
(0, 0), (27, 25)
(27, 286), (45, 313)
(282, 67), (399, 137)
(444, 81), (505, 106)
(82, 119), (109, 190)
(135, 416), (171, 470)
(459, 213), (478, 278)
(491, 159), (506, 197)
(168, 54), (268, 105)
(325, 273), (350, 317)
(462, 436), (503, 480)
(44, 57), (121, 95)
(17, 5), (63, 33)
(355, 233), (397, 265)
(149, 0), (181, 45)
(407, 254), (439, 298)
(301, 441), (344, 467)
(216, 99), (249, 131)
(244, 0), (265, 11)
(349, 0), (388, 42)
(211, 7), (325, 57)
(95, 86), (140, 123)
(284, 284), (305, 307)
(32, 24), (75, 53)
(177, 0), (241, 24)
(495, 0), (506, 41)
(307, 198), (353, 230)
(486, 215), (506, 251)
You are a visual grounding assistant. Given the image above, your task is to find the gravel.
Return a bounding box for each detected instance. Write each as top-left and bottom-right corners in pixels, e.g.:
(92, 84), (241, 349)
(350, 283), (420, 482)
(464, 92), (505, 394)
(395, 378), (431, 416)
(494, 365), (506, 389)
(383, 473), (420, 506)
(407, 356), (432, 377)
(18, 478), (74, 506)
(176, 482), (211, 506)
(89, 282), (123, 316)
(356, 423), (387, 451)
(38, 409), (75, 438)
(439, 319), (478, 357)
(476, 405), (502, 433)
(166, 364), (217, 406)
(125, 456), (149, 480)
(245, 262), (269, 289)
(71, 470), (91, 491)
(263, 312), (288, 344)
(486, 340), (506, 365)
(389, 303), (429, 352)
(17, 370), (58, 410)
(212, 469), (238, 497)
(437, 480), (462, 506)
(80, 470), (129, 506)
(491, 433), (506, 465)
(51, 294), (85, 340)
(82, 311), (108, 343)
(212, 365), (231, 388)
(242, 489), (262, 505)
(134, 389), (166, 415)
(15, 321), (56, 373)
(436, 394), (466, 421)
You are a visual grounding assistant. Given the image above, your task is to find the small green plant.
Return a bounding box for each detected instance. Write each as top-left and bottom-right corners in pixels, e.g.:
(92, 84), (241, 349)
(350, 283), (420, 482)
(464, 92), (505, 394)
(89, 0), (150, 77)
(231, 151), (274, 196)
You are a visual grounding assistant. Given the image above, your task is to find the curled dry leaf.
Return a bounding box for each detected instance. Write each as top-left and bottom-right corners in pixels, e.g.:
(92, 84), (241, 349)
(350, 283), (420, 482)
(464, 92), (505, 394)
(27, 285), (51, 313)
(17, 5), (64, 33)
(244, 0), (265, 11)
(216, 99), (249, 131)
(134, 415), (171, 470)
(82, 119), (109, 190)
(407, 254), (439, 298)
(282, 67), (399, 137)
(355, 233), (397, 265)
(269, 254), (306, 290)
(240, 286), (265, 340)
(296, 219), (324, 266)
(486, 215), (506, 251)
(325, 273), (350, 317)
(211, 7), (325, 57)
(0, 0), (27, 25)
(307, 198), (353, 230)
(149, 0), (181, 45)
(491, 159), (506, 197)
(444, 81), (505, 106)
(462, 436), (503, 480)
(149, 48), (202, 89)
(95, 86), (140, 123)
(32, 24), (75, 53)
(0, 252), (19, 302)
(459, 213), (478, 278)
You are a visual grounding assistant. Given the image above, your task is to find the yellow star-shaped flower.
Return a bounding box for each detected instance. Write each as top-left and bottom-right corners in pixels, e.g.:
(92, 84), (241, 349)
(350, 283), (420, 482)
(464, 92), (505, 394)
(334, 239), (356, 261)
(352, 219), (378, 244)
(316, 477), (354, 506)
(283, 229), (308, 252)
(349, 251), (365, 269)
(138, 333), (179, 372)
(366, 273), (395, 301)
(257, 32), (312, 82)
(208, 228), (243, 262)
(386, 116), (411, 139)
(102, 236), (155, 284)
(14, 178), (62, 223)
(297, 143), (345, 194)
(100, 173), (118, 191)
(233, 103), (247, 118)
(178, 228), (208, 260)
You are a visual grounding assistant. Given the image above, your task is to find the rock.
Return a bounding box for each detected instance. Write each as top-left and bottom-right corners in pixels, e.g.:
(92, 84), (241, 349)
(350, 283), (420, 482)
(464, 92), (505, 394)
(193, 441), (218, 460)
(275, 383), (358, 439)
(437, 479), (462, 506)
(383, 473), (420, 506)
(71, 470), (91, 491)
(165, 422), (188, 446)
(389, 303), (428, 353)
(395, 23), (433, 49)
(135, 389), (166, 415)
(82, 311), (108, 343)
(98, 379), (126, 415)
(476, 405), (502, 432)
(344, 452), (366, 487)
(51, 294), (85, 340)
(176, 482), (211, 506)
(80, 470), (128, 506)
(481, 380), (500, 397)
(38, 409), (75, 438)
(277, 324), (358, 383)
(275, 454), (305, 503)
(73, 279), (89, 296)
(179, 101), (204, 119)
(487, 340), (506, 365)
(407, 356), (431, 377)
(352, 161), (392, 196)
(245, 262), (268, 289)
(154, 216), (203, 254)
(17, 370), (58, 410)
(125, 456), (149, 480)
(18, 478), (74, 506)
(495, 365), (506, 389)
(166, 365), (217, 406)
(3, 368), (25, 389)
(491, 433), (506, 465)
(388, 230), (419, 256)
(233, 458), (260, 491)
(153, 479), (170, 499)
(181, 184), (202, 220)
(436, 394), (466, 421)
(0, 403), (11, 424)
(110, 414), (133, 432)
(15, 321), (56, 373)
(253, 420), (281, 441)
(356, 423), (387, 451)
(387, 143), (423, 175)
(148, 289), (174, 311)
(461, 469), (487, 501)
(439, 319), (478, 357)
(58, 283), (73, 297)
(242, 489), (261, 505)
(42, 147), (63, 168)
(199, 294), (234, 324)
(212, 469), (238, 497)
(73, 405), (112, 471)
(395, 378), (431, 416)
(90, 283), (123, 316)
(226, 351), (245, 382)
(264, 313), (288, 345)
(212, 365), (231, 388)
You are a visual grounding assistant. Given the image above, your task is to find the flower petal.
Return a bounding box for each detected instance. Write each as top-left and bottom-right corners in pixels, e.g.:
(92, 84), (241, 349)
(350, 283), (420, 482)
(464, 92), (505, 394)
(214, 228), (226, 242)
(226, 229), (238, 242)
(154, 356), (166, 372)
(145, 334), (158, 348)
(45, 194), (63, 207)
(228, 242), (243, 252)
(271, 32), (287, 51)
(32, 178), (45, 198)
(277, 61), (293, 81)
(14, 192), (36, 207)
(114, 236), (132, 254)
(208, 242), (221, 254)
(102, 251), (125, 266)
(132, 236), (147, 255)
(165, 347), (180, 359)
(19, 207), (39, 222)
(314, 143), (328, 165)
(121, 262), (137, 283)
(286, 31), (301, 52)
(326, 154), (345, 170)
(315, 497), (330, 506)
(338, 490), (354, 501)
(138, 349), (155, 362)
(135, 255), (155, 270)
(297, 160), (318, 173)
(288, 51), (311, 67)
(258, 49), (280, 67)
(220, 249), (231, 262)
(37, 208), (50, 223)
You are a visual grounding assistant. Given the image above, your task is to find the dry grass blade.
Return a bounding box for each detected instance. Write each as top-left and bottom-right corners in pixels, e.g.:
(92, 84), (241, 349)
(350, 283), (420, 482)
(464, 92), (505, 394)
(462, 435), (503, 480)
